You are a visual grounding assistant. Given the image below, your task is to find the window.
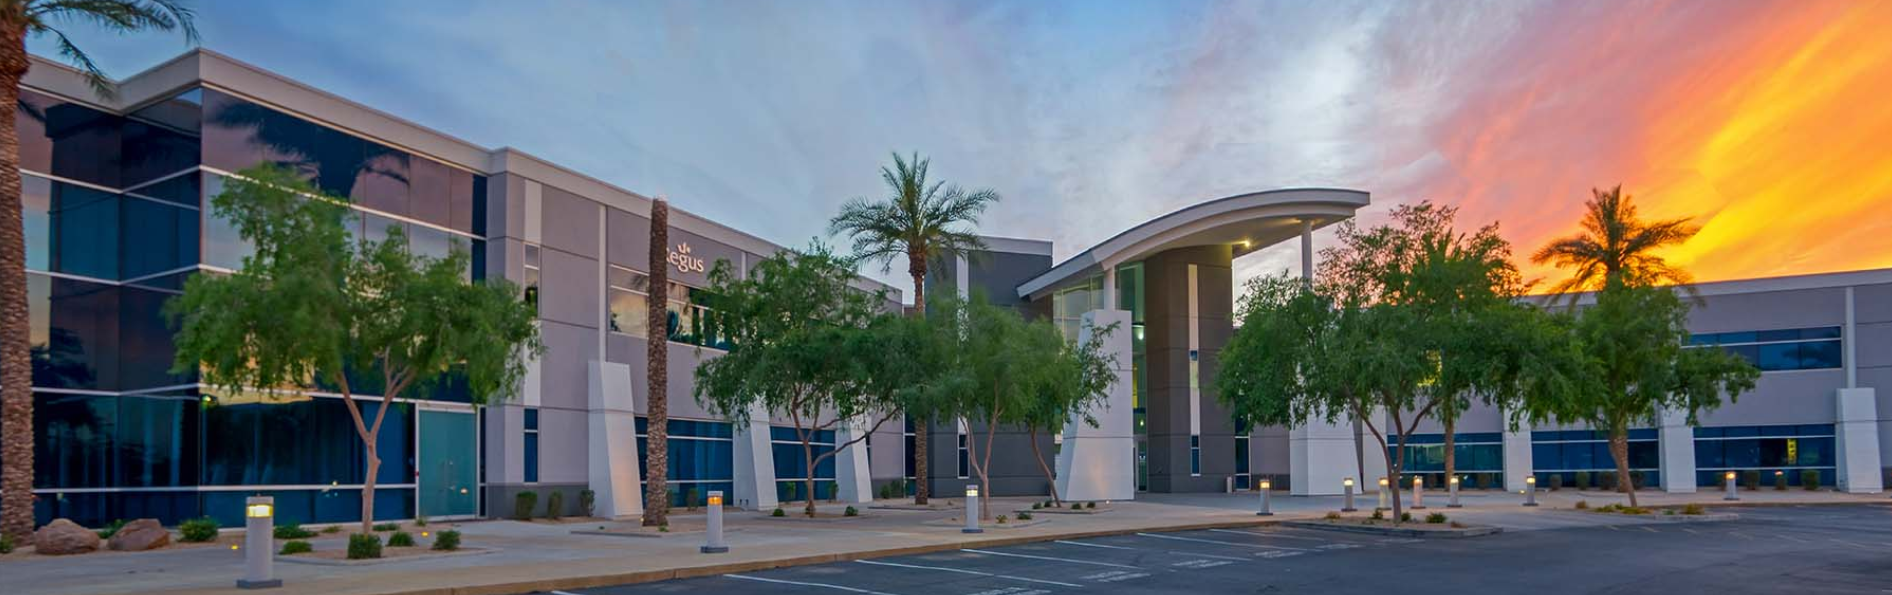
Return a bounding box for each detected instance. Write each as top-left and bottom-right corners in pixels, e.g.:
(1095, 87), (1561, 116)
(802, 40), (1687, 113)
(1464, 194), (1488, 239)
(956, 433), (969, 479)
(1389, 433), (1506, 484)
(607, 265), (730, 350)
(1189, 435), (1201, 476)
(771, 426), (836, 501)
(1694, 424), (1835, 487)
(199, 394), (412, 486)
(523, 244), (541, 312)
(1531, 429), (1658, 487)
(636, 417), (735, 507)
(523, 408), (539, 483)
(1689, 327), (1842, 371)
(607, 265), (649, 337)
(1234, 419), (1251, 490)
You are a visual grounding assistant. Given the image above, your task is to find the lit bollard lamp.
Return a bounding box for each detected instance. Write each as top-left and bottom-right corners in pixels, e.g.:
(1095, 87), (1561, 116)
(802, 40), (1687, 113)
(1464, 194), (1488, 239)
(1447, 476), (1462, 508)
(701, 490), (728, 553)
(963, 485), (983, 534)
(238, 496), (280, 589)
(1341, 478), (1357, 512)
(1412, 476), (1426, 510)
(1256, 478), (1273, 516)
(1724, 471), (1739, 501)
(1377, 477), (1390, 511)
(1523, 476), (1539, 507)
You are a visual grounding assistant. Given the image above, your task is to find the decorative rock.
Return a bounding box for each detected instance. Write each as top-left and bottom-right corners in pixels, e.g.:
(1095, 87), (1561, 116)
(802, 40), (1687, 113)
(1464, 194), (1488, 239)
(108, 519), (171, 551)
(34, 519), (101, 555)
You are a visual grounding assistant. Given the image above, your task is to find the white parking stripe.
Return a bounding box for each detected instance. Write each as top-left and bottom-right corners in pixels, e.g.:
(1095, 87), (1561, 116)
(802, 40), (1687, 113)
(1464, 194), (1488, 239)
(854, 559), (1082, 587)
(1135, 532), (1307, 550)
(725, 573), (901, 595)
(1056, 539), (1139, 550)
(962, 548), (1142, 568)
(1171, 551), (1252, 561)
(1206, 528), (1329, 541)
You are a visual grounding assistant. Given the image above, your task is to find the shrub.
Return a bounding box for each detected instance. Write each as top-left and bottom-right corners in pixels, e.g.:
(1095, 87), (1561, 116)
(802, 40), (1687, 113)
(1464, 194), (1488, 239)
(580, 489), (597, 517)
(1086, 501), (1097, 509)
(784, 482), (800, 502)
(322, 525), (341, 534)
(414, 515), (428, 527)
(387, 531), (416, 547)
(1399, 512), (1413, 523)
(1324, 511), (1342, 520)
(273, 523), (316, 540)
(1741, 470), (1761, 491)
(1449, 521), (1466, 529)
(1017, 511), (1033, 520)
(1801, 469), (1821, 491)
(997, 515), (1008, 524)
(684, 487), (699, 511)
(1774, 472), (1789, 491)
(279, 540), (313, 555)
(347, 534), (383, 560)
(1664, 509), (1674, 516)
(179, 517), (220, 542)
(1631, 471), (1646, 490)
(514, 491), (538, 520)
(1370, 509), (1385, 521)
(1599, 472), (1618, 490)
(1425, 513), (1447, 524)
(372, 522), (400, 532)
(0, 533), (13, 554)
(95, 519), (128, 539)
(1574, 500), (1589, 510)
(771, 507), (786, 517)
(658, 524), (669, 533)
(432, 530), (462, 551)
(547, 491), (565, 520)
(844, 506), (859, 517)
(1682, 503), (1705, 515)
(1547, 474), (1562, 491)
(1044, 499), (1054, 508)
(1475, 474), (1491, 490)
(1574, 471), (1591, 490)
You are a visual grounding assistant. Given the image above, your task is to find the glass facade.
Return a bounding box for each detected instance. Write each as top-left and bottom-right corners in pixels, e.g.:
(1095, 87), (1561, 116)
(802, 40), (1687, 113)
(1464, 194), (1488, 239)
(1689, 327), (1842, 372)
(607, 265), (731, 350)
(1532, 429), (1660, 487)
(1694, 424), (1835, 487)
(1388, 433), (1504, 486)
(771, 426), (837, 501)
(635, 417), (736, 507)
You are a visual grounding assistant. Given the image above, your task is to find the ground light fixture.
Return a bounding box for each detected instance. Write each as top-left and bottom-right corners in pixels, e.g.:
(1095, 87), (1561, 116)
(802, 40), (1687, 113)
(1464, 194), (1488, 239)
(1447, 476), (1462, 508)
(701, 490), (728, 553)
(238, 496), (280, 589)
(1256, 479), (1273, 516)
(1725, 471), (1740, 501)
(1342, 477), (1357, 512)
(1523, 476), (1539, 507)
(963, 486), (983, 533)
(1412, 476), (1426, 510)
(1377, 477), (1390, 511)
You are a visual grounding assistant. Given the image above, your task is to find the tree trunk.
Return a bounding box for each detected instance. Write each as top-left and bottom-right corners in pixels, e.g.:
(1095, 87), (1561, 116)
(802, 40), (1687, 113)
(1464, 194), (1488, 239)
(643, 200), (670, 526)
(0, 21), (37, 542)
(1385, 437), (1405, 524)
(361, 447), (380, 533)
(803, 445), (818, 517)
(1028, 427), (1059, 504)
(1609, 422), (1637, 507)
(1442, 417), (1456, 489)
(908, 264), (930, 505)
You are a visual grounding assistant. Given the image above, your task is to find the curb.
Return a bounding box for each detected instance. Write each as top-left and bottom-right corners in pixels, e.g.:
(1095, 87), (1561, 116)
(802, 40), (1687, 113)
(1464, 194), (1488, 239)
(1282, 520), (1501, 539)
(279, 548), (494, 567)
(411, 516), (1291, 595)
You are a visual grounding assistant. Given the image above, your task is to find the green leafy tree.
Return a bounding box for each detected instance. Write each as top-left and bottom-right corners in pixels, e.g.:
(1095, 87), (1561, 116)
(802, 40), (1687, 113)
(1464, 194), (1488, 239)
(167, 165), (542, 533)
(693, 243), (912, 517)
(1, 0), (198, 542)
(1520, 282), (1757, 507)
(1021, 310), (1116, 506)
(828, 152), (998, 505)
(1531, 185), (1699, 304)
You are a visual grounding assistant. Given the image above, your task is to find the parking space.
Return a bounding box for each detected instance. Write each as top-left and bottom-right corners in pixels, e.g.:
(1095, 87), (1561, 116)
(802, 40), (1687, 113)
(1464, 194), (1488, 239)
(566, 505), (1892, 595)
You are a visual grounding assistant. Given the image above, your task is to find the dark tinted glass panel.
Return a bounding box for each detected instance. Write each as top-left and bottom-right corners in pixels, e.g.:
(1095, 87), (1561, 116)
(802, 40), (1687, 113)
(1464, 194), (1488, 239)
(202, 174), (254, 269)
(122, 90), (202, 186)
(409, 224), (454, 263)
(201, 397), (412, 485)
(203, 488), (413, 527)
(1800, 327), (1842, 340)
(203, 89), (373, 198)
(121, 197), (200, 279)
(1799, 340), (1841, 369)
(51, 182), (120, 279)
(17, 89), (122, 187)
(30, 274), (118, 390)
(1756, 343), (1798, 371)
(1717, 331), (1757, 344)
(467, 175), (486, 235)
(117, 395), (200, 487)
(22, 174), (50, 271)
(523, 433), (539, 483)
(356, 150), (410, 215)
(119, 285), (192, 389)
(524, 408), (539, 430)
(35, 491), (202, 529)
(362, 212), (405, 245)
(408, 157), (451, 227)
(127, 172), (201, 207)
(1755, 328), (1801, 342)
(447, 169), (475, 233)
(34, 393), (116, 488)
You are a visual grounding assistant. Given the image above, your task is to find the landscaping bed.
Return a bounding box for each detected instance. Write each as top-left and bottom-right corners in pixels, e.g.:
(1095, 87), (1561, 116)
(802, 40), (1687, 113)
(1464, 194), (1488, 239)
(1571, 502), (1740, 522)
(571, 520), (719, 538)
(280, 546), (491, 566)
(869, 501), (962, 511)
(923, 516), (1050, 530)
(1287, 513), (1500, 538)
(1017, 501), (1112, 515)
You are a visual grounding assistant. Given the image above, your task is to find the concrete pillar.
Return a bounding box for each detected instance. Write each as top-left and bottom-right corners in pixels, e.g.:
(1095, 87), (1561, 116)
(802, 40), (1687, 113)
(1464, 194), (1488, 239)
(1300, 219), (1314, 283)
(732, 403), (780, 510)
(585, 360), (643, 519)
(1836, 388), (1883, 494)
(1502, 420), (1533, 492)
(1056, 308), (1137, 501)
(1659, 408), (1697, 493)
(1290, 418), (1356, 496)
(833, 416), (875, 503)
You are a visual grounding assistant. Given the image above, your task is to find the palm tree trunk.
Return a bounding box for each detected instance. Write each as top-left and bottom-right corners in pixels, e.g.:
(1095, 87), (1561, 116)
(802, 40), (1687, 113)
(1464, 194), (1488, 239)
(1028, 427), (1059, 504)
(1609, 421), (1637, 508)
(0, 22), (34, 543)
(908, 265), (930, 505)
(644, 200), (670, 525)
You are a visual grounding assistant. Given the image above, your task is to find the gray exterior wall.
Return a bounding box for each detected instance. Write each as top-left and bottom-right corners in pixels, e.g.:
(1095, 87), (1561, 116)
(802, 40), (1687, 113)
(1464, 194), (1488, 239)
(1143, 245), (1236, 492)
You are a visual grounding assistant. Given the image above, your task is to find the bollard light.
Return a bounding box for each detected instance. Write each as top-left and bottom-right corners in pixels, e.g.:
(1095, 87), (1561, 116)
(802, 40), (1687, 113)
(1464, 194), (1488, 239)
(963, 485), (983, 534)
(1377, 478), (1390, 511)
(1724, 471), (1739, 501)
(1447, 476), (1462, 508)
(237, 495), (280, 589)
(701, 490), (728, 553)
(1523, 476), (1539, 507)
(1256, 478), (1273, 516)
(1342, 477), (1358, 512)
(1412, 476), (1426, 510)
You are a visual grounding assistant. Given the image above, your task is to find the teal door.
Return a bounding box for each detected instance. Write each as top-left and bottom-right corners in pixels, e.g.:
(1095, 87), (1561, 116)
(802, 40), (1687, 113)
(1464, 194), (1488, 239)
(418, 409), (478, 518)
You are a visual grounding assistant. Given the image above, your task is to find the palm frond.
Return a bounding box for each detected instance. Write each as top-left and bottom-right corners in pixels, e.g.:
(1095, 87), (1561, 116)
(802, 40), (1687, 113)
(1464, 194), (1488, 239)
(26, 0), (200, 99)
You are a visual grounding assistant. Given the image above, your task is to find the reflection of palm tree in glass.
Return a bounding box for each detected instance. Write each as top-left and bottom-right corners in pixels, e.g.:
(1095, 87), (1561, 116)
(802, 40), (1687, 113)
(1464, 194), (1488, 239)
(31, 327), (94, 388)
(207, 101), (408, 203)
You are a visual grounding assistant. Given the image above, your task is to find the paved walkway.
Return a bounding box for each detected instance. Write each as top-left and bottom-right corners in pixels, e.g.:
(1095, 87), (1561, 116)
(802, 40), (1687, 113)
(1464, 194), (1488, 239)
(2, 489), (1882, 595)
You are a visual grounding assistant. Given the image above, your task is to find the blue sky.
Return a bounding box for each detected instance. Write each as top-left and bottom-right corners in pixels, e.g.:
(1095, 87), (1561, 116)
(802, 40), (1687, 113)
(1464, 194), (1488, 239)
(36, 0), (1890, 294)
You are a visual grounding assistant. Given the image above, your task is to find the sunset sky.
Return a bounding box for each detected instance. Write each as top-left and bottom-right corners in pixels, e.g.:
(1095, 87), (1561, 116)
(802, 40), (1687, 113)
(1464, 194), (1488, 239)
(37, 0), (1892, 297)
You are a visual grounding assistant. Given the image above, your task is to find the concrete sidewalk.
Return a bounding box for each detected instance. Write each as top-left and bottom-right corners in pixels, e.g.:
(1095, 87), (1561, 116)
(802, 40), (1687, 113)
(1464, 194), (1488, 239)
(3, 490), (1882, 595)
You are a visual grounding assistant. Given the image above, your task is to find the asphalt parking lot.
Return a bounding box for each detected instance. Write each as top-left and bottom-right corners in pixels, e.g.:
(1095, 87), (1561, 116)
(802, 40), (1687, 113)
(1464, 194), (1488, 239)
(559, 504), (1892, 595)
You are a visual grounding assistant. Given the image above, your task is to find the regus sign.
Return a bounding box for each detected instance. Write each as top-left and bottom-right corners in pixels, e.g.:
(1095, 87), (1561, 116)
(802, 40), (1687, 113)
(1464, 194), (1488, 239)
(668, 243), (706, 274)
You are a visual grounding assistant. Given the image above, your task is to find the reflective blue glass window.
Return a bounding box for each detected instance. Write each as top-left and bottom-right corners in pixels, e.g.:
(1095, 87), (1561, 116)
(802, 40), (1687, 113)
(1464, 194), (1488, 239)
(408, 157), (451, 227)
(24, 179), (121, 279)
(119, 285), (191, 389)
(17, 89), (122, 187)
(34, 393), (116, 488)
(201, 173), (255, 270)
(120, 197), (199, 280)
(29, 274), (117, 390)
(122, 88), (202, 186)
(200, 396), (412, 486)
(116, 395), (200, 487)
(126, 172), (201, 207)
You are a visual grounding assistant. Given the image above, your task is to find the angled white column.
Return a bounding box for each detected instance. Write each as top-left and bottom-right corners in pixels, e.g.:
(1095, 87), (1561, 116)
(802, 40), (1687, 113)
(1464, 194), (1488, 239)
(1836, 388), (1883, 493)
(1501, 420), (1534, 492)
(833, 416), (875, 504)
(732, 403), (780, 510)
(1659, 408), (1697, 493)
(1057, 309), (1136, 502)
(585, 360), (643, 519)
(1290, 417), (1356, 496)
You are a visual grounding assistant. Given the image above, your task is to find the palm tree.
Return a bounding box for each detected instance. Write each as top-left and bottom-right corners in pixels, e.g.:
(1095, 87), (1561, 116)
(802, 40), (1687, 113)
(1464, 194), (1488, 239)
(1531, 185), (1700, 302)
(643, 198), (669, 526)
(829, 152), (998, 505)
(1, 0), (197, 544)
